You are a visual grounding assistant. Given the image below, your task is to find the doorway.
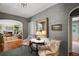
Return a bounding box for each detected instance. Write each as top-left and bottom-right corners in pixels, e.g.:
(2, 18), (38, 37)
(69, 8), (79, 56)
(72, 17), (79, 53)
(0, 19), (23, 39)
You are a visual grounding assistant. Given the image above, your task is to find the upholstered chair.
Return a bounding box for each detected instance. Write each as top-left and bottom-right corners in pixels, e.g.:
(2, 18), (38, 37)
(38, 39), (61, 56)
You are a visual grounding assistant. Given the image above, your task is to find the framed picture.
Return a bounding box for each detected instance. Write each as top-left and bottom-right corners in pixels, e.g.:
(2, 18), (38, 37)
(51, 24), (62, 31)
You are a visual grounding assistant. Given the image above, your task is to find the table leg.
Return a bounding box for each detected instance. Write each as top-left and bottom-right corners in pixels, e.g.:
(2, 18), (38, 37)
(36, 44), (39, 56)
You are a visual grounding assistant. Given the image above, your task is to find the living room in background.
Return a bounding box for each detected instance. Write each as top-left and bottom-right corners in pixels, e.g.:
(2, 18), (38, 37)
(0, 19), (23, 52)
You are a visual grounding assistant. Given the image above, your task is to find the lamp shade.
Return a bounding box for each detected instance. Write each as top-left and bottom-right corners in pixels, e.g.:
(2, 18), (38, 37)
(42, 31), (46, 35)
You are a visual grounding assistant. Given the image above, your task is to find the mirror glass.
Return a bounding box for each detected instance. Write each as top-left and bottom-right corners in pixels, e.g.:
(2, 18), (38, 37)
(38, 21), (46, 32)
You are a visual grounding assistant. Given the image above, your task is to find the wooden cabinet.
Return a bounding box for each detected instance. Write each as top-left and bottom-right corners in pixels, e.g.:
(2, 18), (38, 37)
(0, 39), (22, 52)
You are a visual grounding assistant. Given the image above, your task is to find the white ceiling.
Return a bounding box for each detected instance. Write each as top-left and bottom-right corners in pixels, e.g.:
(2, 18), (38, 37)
(0, 3), (56, 18)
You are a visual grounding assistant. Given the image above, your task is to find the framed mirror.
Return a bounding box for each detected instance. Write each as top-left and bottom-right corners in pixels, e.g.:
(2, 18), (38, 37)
(36, 18), (48, 37)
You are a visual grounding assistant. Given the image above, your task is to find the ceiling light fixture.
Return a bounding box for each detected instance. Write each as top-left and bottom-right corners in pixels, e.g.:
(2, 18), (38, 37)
(21, 3), (27, 8)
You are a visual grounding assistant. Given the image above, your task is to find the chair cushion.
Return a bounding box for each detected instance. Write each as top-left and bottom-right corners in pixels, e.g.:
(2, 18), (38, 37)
(49, 40), (61, 52)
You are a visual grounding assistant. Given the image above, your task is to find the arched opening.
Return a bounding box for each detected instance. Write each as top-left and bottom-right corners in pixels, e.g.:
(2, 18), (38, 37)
(0, 19), (23, 39)
(68, 7), (79, 55)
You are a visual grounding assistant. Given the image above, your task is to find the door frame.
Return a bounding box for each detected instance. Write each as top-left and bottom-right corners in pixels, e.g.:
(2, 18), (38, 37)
(68, 6), (79, 55)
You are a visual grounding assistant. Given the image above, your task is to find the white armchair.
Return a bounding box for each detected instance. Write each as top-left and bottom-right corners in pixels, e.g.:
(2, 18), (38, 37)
(38, 39), (61, 56)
